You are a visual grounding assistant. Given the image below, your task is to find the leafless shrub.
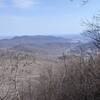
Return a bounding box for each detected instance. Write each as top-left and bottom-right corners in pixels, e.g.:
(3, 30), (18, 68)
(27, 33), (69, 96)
(33, 49), (100, 100)
(0, 48), (100, 100)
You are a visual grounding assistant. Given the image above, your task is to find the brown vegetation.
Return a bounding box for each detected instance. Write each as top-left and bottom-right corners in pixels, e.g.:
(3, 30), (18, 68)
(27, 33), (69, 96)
(0, 48), (99, 100)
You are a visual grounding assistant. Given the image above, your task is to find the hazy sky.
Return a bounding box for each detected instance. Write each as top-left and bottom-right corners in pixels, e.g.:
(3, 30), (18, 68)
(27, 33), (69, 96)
(0, 0), (100, 36)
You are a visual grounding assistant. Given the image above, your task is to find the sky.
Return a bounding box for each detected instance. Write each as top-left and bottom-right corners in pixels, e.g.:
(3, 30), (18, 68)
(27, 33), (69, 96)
(0, 0), (100, 36)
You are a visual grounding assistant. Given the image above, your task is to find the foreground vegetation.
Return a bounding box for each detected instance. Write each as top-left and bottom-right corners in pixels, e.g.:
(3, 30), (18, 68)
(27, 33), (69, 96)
(0, 48), (100, 100)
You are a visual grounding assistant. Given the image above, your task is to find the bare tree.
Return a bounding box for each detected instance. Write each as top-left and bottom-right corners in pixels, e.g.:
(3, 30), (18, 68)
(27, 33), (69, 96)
(82, 15), (100, 49)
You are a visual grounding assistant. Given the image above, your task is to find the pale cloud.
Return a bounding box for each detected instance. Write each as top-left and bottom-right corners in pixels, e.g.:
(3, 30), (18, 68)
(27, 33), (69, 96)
(12, 0), (37, 9)
(0, 0), (39, 9)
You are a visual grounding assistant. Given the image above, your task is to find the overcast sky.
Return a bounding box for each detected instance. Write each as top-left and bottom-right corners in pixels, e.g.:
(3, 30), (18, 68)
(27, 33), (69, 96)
(0, 0), (100, 36)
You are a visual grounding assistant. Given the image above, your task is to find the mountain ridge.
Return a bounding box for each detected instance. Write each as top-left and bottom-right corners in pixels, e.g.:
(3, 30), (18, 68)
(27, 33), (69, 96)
(0, 35), (70, 48)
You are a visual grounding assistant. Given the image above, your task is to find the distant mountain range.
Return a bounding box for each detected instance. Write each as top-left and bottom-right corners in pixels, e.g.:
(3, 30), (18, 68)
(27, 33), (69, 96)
(0, 35), (71, 48)
(0, 34), (88, 46)
(0, 35), (94, 56)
